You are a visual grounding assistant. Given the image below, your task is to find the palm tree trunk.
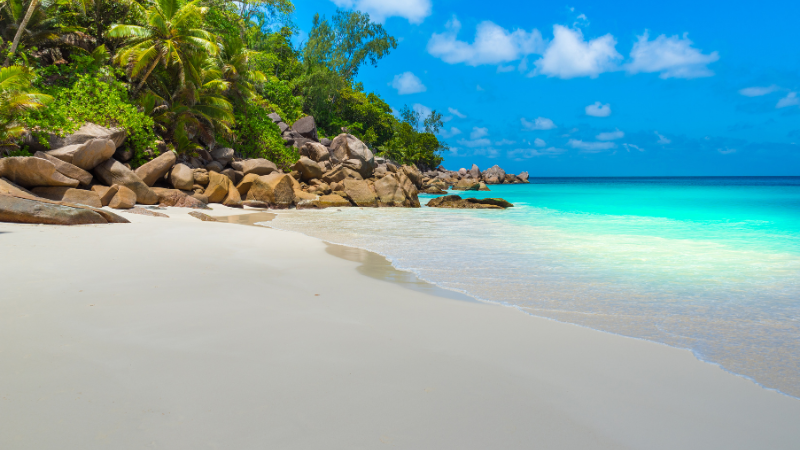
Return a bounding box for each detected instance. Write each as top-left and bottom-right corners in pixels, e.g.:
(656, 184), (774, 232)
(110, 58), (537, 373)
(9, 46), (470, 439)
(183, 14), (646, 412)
(3, 0), (39, 67)
(133, 52), (162, 94)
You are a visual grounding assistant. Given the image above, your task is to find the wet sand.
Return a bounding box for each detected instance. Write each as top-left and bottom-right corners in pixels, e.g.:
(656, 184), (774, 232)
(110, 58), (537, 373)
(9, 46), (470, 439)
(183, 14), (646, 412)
(1, 205), (799, 449)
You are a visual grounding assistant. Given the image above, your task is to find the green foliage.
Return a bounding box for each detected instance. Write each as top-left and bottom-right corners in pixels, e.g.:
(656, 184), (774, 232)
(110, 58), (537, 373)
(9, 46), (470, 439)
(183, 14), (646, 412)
(0, 65), (52, 148)
(227, 100), (298, 168)
(376, 105), (446, 168)
(23, 68), (157, 165)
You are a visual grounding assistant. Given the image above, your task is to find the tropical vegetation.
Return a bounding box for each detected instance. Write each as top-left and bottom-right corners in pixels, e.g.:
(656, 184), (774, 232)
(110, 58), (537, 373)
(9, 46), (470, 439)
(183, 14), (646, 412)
(0, 0), (447, 168)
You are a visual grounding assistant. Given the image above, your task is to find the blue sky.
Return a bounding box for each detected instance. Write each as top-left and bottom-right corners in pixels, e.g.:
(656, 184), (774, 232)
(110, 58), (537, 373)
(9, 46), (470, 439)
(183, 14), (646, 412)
(292, 0), (800, 176)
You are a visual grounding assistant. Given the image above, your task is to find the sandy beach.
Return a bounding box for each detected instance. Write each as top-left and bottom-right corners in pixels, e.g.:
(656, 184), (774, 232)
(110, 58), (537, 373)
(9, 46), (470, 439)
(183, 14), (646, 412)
(2, 206), (799, 449)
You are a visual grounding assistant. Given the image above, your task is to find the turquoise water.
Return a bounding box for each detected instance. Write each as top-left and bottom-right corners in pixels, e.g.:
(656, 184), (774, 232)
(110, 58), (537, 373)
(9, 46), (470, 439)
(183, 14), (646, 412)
(269, 177), (800, 397)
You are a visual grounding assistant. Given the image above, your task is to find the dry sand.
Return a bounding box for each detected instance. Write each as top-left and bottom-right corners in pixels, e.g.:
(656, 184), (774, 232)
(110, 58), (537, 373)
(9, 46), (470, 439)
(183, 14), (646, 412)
(1, 205), (799, 449)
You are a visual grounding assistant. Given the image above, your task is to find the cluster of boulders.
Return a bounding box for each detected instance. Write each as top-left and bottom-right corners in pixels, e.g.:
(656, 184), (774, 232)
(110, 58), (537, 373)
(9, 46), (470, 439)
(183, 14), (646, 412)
(427, 195), (514, 209)
(417, 164), (528, 194)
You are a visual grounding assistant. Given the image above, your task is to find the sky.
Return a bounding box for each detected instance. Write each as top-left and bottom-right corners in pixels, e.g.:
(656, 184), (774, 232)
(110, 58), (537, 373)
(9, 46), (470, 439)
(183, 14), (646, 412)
(292, 0), (800, 176)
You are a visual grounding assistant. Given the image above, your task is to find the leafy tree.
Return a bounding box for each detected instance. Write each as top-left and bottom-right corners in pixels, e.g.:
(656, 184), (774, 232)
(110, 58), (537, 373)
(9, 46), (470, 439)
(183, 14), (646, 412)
(3, 0), (39, 65)
(107, 0), (218, 92)
(0, 65), (51, 148)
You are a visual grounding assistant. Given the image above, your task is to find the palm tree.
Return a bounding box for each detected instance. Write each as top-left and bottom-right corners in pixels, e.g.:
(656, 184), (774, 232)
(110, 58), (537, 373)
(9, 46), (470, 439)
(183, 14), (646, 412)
(0, 65), (51, 147)
(106, 0), (218, 93)
(218, 35), (265, 103)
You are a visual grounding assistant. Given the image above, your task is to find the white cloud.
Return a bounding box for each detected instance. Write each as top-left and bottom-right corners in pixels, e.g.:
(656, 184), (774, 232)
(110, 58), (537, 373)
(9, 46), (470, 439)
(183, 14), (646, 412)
(413, 103), (432, 118)
(495, 139), (516, 146)
(626, 31), (719, 79)
(470, 127), (488, 139)
(390, 72), (426, 95)
(457, 138), (492, 148)
(739, 85), (780, 97)
(331, 0), (431, 24)
(521, 117), (557, 130)
(438, 127), (462, 138)
(655, 131), (671, 144)
(508, 147), (567, 159)
(448, 107), (467, 118)
(568, 139), (617, 153)
(473, 147), (500, 158)
(532, 25), (622, 79)
(596, 129), (624, 140)
(776, 92), (799, 108)
(623, 143), (644, 152)
(585, 102), (611, 117)
(534, 138), (546, 147)
(427, 16), (545, 66)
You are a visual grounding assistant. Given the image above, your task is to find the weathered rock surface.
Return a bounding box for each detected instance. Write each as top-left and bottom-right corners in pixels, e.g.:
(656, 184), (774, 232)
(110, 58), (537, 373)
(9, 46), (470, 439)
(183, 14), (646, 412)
(246, 173), (295, 208)
(330, 134), (374, 177)
(205, 161), (224, 173)
(211, 147), (234, 166)
(26, 122), (126, 152)
(469, 164), (481, 179)
(170, 164), (194, 190)
(0, 157), (80, 188)
(293, 157), (324, 182)
(452, 179), (480, 191)
(318, 194), (351, 208)
(0, 193), (111, 225)
(481, 165), (507, 184)
(134, 150), (176, 186)
(293, 190), (320, 209)
(302, 142), (330, 163)
(342, 179), (376, 207)
(322, 165), (362, 184)
(518, 171), (529, 183)
(91, 185), (118, 206)
(127, 207), (169, 218)
(0, 177), (36, 197)
(402, 165), (424, 189)
(93, 159), (158, 205)
(427, 195), (513, 209)
(152, 188), (208, 209)
(267, 112), (282, 123)
(31, 187), (103, 208)
(222, 177), (243, 208)
(235, 173), (260, 196)
(292, 116), (318, 141)
(422, 186), (447, 195)
(374, 174), (405, 206)
(191, 168), (209, 186)
(47, 138), (116, 170)
(109, 185), (136, 209)
(204, 171), (230, 204)
(236, 159), (278, 176)
(34, 152), (93, 186)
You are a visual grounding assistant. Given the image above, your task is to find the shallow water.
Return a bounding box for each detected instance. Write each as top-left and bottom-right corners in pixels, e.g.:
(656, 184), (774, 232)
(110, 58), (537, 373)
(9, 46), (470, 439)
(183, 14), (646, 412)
(267, 177), (800, 397)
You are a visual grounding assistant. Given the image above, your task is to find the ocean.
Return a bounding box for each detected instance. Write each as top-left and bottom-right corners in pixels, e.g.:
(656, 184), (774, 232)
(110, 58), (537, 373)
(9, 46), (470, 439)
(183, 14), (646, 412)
(266, 177), (800, 397)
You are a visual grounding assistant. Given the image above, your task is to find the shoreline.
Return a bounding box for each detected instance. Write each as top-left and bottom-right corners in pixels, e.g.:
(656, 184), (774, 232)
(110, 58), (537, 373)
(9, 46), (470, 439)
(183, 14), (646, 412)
(2, 206), (800, 448)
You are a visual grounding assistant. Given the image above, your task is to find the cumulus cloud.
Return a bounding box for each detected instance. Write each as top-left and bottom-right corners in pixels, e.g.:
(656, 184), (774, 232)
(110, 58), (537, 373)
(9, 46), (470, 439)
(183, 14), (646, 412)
(776, 92), (799, 108)
(427, 16), (545, 66)
(438, 127), (462, 138)
(533, 25), (622, 79)
(739, 85), (780, 97)
(521, 117), (557, 130)
(597, 129), (624, 140)
(586, 102), (611, 117)
(331, 0), (431, 24)
(470, 127), (489, 139)
(626, 31), (719, 79)
(534, 138), (546, 147)
(508, 147), (567, 159)
(448, 107), (467, 118)
(568, 139), (617, 153)
(623, 143), (644, 152)
(457, 137), (492, 148)
(390, 72), (426, 95)
(655, 131), (671, 144)
(473, 147), (500, 158)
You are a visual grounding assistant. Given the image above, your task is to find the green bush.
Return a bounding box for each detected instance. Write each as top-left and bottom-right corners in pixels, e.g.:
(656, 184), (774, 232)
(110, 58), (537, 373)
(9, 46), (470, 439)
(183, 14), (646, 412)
(24, 67), (157, 167)
(227, 100), (299, 168)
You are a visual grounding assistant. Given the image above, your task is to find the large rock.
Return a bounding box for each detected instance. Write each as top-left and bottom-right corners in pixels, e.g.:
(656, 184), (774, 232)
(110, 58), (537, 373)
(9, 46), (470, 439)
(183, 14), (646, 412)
(301, 142), (330, 163)
(47, 138), (116, 170)
(426, 195), (513, 209)
(401, 165), (424, 189)
(91, 185), (118, 206)
(134, 150), (176, 186)
(0, 177), (36, 197)
(329, 134), (374, 178)
(245, 173), (294, 208)
(152, 188), (208, 209)
(26, 122), (126, 152)
(0, 157), (79, 188)
(222, 177), (243, 208)
(469, 164), (481, 179)
(0, 193), (108, 225)
(293, 190), (320, 209)
(518, 171), (530, 183)
(31, 187), (102, 208)
(210, 147), (234, 166)
(109, 185), (136, 209)
(292, 157), (324, 182)
(171, 163), (194, 190)
(481, 165), (506, 184)
(34, 152), (93, 186)
(292, 116), (318, 141)
(234, 159), (278, 176)
(342, 179), (376, 207)
(452, 179), (481, 191)
(192, 168), (209, 186)
(205, 161), (224, 173)
(204, 171), (230, 204)
(397, 173), (421, 207)
(374, 174), (405, 207)
(235, 173), (260, 196)
(92, 159), (158, 205)
(322, 165), (363, 184)
(318, 194), (351, 208)
(267, 112), (282, 123)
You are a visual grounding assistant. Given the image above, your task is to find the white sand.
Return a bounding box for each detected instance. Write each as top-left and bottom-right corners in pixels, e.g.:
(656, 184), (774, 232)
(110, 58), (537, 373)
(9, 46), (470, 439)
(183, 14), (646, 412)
(1, 206), (799, 449)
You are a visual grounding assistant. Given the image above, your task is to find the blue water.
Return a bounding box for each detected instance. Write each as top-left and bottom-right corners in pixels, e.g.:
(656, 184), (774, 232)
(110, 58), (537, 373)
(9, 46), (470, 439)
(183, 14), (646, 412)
(269, 177), (800, 397)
